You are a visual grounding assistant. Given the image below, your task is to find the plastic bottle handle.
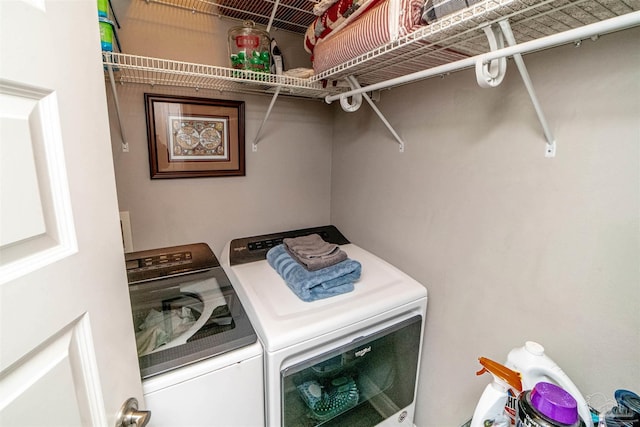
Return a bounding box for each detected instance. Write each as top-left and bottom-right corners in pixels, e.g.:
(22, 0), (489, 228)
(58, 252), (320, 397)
(528, 365), (593, 427)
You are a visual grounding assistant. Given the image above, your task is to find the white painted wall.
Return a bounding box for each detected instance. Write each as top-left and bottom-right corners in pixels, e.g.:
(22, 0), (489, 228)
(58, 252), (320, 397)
(330, 28), (640, 426)
(107, 0), (332, 254)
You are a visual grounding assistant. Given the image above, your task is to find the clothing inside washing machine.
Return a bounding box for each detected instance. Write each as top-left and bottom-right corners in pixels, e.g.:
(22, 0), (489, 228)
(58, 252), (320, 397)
(132, 290), (234, 356)
(129, 276), (235, 357)
(125, 243), (258, 379)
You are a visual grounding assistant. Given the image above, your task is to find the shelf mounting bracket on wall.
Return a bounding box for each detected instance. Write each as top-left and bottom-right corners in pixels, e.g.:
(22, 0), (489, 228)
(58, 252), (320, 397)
(476, 20), (556, 157)
(476, 24), (507, 88)
(105, 56), (129, 152)
(252, 86), (281, 151)
(500, 19), (556, 157)
(339, 76), (405, 152)
(253, 0), (282, 152)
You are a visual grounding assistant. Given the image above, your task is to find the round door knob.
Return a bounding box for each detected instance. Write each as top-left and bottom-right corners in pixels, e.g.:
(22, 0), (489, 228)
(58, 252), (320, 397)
(116, 397), (151, 427)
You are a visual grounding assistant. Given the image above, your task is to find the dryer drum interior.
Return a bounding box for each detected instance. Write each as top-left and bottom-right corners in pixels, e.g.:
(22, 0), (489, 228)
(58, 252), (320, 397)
(281, 315), (422, 427)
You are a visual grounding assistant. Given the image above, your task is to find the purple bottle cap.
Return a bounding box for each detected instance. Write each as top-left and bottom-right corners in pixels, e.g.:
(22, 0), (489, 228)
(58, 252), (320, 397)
(530, 382), (579, 425)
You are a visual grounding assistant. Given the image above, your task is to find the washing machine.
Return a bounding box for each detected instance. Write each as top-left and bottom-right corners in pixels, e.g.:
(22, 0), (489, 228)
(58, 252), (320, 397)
(125, 243), (264, 427)
(221, 225), (428, 427)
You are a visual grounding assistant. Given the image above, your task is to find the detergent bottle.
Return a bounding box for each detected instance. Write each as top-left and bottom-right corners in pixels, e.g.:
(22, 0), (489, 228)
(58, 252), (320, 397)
(506, 341), (593, 427)
(471, 357), (523, 427)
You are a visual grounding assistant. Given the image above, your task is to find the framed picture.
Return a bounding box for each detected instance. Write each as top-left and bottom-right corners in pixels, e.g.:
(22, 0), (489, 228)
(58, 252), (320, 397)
(144, 94), (245, 178)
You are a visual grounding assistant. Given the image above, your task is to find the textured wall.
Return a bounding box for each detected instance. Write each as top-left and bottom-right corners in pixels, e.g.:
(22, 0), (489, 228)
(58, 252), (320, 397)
(330, 27), (640, 426)
(107, 0), (332, 254)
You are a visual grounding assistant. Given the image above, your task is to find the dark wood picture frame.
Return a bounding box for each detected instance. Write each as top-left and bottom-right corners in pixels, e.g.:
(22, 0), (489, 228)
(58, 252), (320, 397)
(144, 94), (245, 179)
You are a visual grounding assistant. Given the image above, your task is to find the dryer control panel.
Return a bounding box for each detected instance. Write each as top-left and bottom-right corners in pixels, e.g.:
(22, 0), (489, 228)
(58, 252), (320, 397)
(228, 225), (350, 265)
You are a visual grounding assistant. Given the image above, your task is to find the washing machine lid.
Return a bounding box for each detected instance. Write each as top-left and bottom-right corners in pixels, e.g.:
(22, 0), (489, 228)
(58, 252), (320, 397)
(126, 243), (257, 379)
(221, 226), (428, 352)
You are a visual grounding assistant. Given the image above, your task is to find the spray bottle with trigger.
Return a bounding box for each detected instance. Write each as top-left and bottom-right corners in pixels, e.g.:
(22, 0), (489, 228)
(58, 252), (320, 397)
(470, 357), (523, 427)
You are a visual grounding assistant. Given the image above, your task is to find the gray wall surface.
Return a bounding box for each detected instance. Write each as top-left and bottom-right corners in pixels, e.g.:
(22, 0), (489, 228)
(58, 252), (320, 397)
(330, 27), (640, 426)
(108, 1), (333, 254)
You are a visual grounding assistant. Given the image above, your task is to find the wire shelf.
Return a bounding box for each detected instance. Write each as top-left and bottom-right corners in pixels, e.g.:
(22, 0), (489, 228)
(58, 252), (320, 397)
(106, 0), (639, 99)
(102, 52), (344, 99)
(311, 0), (640, 86)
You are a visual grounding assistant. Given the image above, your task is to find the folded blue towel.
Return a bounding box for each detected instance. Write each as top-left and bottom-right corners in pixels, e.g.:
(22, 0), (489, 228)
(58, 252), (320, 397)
(266, 244), (361, 302)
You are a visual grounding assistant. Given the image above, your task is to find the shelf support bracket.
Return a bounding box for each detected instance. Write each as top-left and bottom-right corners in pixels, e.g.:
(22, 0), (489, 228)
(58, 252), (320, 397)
(252, 86), (281, 152)
(341, 76), (405, 152)
(266, 0), (280, 33)
(498, 20), (556, 157)
(476, 24), (507, 88)
(252, 0), (283, 152)
(105, 54), (129, 152)
(325, 12), (640, 157)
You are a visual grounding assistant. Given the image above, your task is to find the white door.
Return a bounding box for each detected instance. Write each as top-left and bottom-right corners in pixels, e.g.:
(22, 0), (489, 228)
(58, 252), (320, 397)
(0, 1), (145, 426)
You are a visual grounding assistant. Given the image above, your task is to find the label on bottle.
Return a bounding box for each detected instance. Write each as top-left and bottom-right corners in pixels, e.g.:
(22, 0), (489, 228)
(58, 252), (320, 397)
(235, 35), (260, 49)
(505, 392), (518, 424)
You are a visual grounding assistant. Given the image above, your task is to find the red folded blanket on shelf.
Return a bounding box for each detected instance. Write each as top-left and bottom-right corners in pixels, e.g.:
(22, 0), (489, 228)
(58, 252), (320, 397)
(304, 0), (384, 56)
(311, 0), (427, 74)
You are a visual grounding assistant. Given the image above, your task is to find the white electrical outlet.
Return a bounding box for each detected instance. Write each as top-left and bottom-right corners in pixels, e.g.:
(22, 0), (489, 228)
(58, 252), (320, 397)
(119, 211), (133, 253)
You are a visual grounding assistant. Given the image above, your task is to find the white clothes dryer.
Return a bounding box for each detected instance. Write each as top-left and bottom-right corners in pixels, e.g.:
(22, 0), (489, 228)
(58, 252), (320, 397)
(125, 243), (264, 427)
(221, 226), (428, 427)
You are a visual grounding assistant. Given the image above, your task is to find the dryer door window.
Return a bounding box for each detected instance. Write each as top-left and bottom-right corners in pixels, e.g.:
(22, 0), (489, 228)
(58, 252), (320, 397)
(281, 315), (422, 427)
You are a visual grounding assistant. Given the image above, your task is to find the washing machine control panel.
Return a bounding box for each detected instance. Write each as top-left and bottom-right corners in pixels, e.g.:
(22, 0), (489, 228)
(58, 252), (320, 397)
(125, 243), (219, 284)
(126, 250), (192, 271)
